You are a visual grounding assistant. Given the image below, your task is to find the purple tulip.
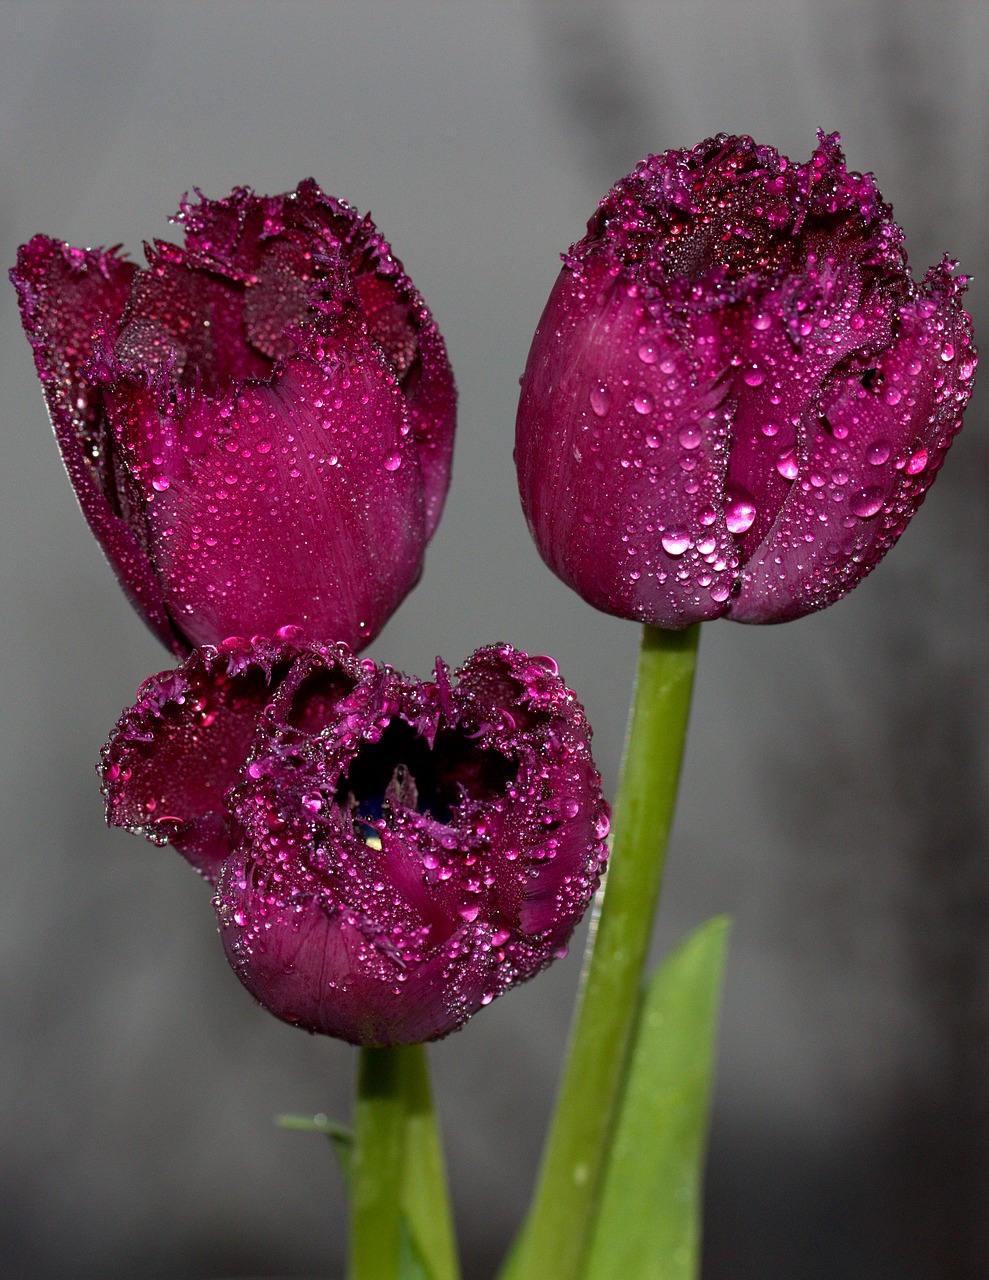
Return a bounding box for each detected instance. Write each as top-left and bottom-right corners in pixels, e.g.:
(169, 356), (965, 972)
(102, 638), (609, 1045)
(516, 133), (976, 626)
(12, 181), (455, 654)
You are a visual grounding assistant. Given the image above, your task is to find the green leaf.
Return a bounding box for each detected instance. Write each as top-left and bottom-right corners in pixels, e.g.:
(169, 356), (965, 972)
(276, 1113), (354, 1183)
(582, 915), (730, 1280)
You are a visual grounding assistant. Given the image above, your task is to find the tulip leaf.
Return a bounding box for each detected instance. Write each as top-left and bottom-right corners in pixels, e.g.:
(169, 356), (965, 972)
(582, 915), (730, 1280)
(276, 1113), (353, 1181)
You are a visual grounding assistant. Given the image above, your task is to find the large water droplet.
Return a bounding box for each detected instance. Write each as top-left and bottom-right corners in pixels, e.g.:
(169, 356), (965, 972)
(866, 440), (890, 466)
(589, 385), (611, 416)
(905, 447), (928, 475)
(774, 445), (798, 480)
(660, 528), (691, 556)
(725, 491), (757, 535)
(850, 487), (884, 518)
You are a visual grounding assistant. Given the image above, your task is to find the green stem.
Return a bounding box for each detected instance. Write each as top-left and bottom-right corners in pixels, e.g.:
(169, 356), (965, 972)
(510, 623), (700, 1280)
(401, 1044), (460, 1280)
(349, 1046), (408, 1280)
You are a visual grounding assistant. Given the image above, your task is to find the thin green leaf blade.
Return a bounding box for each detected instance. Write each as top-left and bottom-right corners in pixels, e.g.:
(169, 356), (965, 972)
(276, 1113), (354, 1184)
(583, 915), (730, 1280)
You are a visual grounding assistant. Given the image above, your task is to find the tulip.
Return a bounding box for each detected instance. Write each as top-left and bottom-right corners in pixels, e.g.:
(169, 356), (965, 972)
(516, 132), (976, 626)
(102, 638), (609, 1046)
(12, 181), (455, 653)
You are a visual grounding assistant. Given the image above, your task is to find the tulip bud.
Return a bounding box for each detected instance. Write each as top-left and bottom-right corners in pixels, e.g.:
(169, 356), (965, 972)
(516, 133), (976, 626)
(12, 181), (455, 653)
(102, 639), (609, 1045)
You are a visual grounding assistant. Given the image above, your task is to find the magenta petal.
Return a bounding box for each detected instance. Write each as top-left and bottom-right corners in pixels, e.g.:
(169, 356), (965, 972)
(216, 643), (609, 1045)
(516, 256), (738, 628)
(733, 260), (977, 621)
(516, 133), (976, 626)
(101, 638), (302, 881)
(102, 322), (427, 650)
(11, 237), (182, 652)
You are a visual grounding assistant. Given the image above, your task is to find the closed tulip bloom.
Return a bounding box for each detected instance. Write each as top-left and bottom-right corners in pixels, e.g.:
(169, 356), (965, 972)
(516, 133), (975, 626)
(102, 638), (609, 1046)
(12, 181), (455, 653)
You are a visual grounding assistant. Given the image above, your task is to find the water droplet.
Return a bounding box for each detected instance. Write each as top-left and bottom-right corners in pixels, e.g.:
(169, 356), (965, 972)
(633, 392), (654, 415)
(725, 492), (757, 535)
(866, 440), (890, 466)
(638, 342), (658, 364)
(850, 487), (884, 518)
(661, 529), (691, 556)
(383, 453), (402, 471)
(151, 475), (170, 492)
(905, 447), (928, 475)
(941, 343), (955, 362)
(743, 367), (765, 387)
(589, 385), (611, 416)
(677, 425), (701, 449)
(775, 446), (799, 480)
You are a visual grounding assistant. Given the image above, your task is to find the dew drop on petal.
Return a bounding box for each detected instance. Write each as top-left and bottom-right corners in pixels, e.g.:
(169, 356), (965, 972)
(905, 447), (928, 475)
(589, 385), (611, 416)
(725, 491), (757, 535)
(661, 528), (692, 556)
(775, 446), (799, 480)
(850, 487), (884, 518)
(866, 440), (891, 466)
(383, 453), (402, 471)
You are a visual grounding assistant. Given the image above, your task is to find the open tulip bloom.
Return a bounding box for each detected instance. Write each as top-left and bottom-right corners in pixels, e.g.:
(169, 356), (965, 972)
(14, 138), (976, 1280)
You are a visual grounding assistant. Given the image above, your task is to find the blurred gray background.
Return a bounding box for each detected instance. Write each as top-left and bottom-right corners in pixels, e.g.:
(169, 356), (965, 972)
(2, 2), (987, 1277)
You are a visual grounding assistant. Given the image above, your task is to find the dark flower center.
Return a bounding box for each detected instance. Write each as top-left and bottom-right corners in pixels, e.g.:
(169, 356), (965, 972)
(335, 719), (516, 837)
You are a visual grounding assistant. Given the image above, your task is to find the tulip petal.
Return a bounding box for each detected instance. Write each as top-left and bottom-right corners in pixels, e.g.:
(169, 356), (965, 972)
(101, 638), (298, 881)
(11, 237), (182, 651)
(734, 261), (976, 621)
(101, 320), (427, 650)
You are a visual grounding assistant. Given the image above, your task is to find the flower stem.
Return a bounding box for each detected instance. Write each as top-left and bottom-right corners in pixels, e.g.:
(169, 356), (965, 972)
(349, 1046), (408, 1280)
(509, 623), (700, 1280)
(401, 1044), (460, 1280)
